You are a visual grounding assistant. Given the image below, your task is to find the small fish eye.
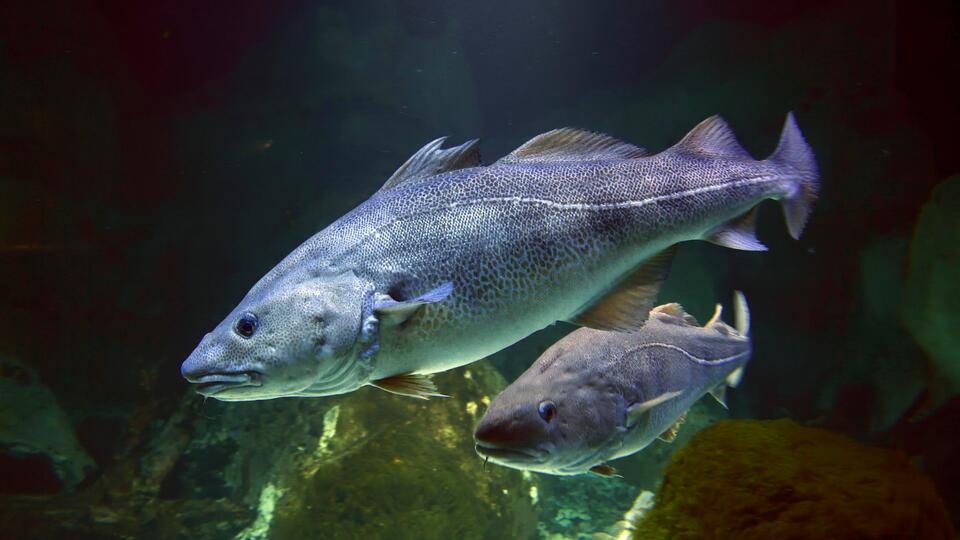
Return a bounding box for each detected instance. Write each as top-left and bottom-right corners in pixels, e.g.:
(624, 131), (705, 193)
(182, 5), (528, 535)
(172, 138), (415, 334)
(538, 400), (556, 423)
(235, 312), (258, 338)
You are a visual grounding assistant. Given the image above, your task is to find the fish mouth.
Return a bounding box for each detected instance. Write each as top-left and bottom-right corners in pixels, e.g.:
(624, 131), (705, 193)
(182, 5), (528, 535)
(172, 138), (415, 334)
(188, 371), (263, 396)
(474, 443), (545, 462)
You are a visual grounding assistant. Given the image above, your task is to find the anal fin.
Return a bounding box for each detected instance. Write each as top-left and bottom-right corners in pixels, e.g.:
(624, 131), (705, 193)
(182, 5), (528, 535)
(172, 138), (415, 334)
(706, 207), (767, 251)
(708, 384), (728, 409)
(371, 372), (448, 400)
(571, 246), (677, 332)
(657, 411), (688, 443)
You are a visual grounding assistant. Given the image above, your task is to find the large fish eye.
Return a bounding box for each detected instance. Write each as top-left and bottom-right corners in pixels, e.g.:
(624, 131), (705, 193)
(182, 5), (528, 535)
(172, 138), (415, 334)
(235, 312), (258, 338)
(538, 400), (556, 423)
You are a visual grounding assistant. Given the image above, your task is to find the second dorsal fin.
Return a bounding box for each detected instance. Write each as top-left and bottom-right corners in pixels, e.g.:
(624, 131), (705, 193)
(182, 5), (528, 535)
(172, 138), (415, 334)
(669, 116), (752, 159)
(497, 128), (650, 164)
(379, 137), (481, 192)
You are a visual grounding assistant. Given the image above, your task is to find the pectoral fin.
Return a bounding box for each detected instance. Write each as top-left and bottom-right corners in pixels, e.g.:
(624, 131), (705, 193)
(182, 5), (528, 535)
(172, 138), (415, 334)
(571, 247), (676, 332)
(626, 390), (683, 428)
(371, 372), (448, 400)
(657, 411), (688, 443)
(374, 282), (454, 326)
(589, 464), (622, 478)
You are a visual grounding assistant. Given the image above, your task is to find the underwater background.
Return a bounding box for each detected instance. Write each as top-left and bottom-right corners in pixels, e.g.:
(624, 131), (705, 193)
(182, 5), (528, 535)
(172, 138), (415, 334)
(1, 0), (958, 538)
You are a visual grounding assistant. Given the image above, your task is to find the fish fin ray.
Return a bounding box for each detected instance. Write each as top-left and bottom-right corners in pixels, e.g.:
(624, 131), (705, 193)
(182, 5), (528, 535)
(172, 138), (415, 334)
(380, 138), (481, 192)
(589, 464), (622, 478)
(570, 246), (676, 332)
(626, 390), (683, 428)
(374, 282), (454, 326)
(726, 366), (745, 388)
(733, 290), (750, 336)
(670, 115), (752, 159)
(657, 411), (688, 443)
(708, 384), (728, 409)
(704, 303), (723, 327)
(498, 128), (650, 164)
(371, 372), (448, 400)
(767, 112), (819, 239)
(705, 207), (767, 251)
(649, 302), (699, 326)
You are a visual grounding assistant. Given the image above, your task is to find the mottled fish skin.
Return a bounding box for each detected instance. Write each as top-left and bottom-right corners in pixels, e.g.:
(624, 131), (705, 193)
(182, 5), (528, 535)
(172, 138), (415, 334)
(181, 114), (814, 401)
(474, 295), (751, 476)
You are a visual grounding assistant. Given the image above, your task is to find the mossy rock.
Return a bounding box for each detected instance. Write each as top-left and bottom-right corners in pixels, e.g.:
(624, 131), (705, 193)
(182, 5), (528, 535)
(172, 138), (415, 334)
(220, 363), (538, 540)
(632, 419), (954, 539)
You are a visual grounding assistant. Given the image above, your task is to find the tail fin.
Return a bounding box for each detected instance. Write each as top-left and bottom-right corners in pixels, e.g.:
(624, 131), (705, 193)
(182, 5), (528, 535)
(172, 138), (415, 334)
(767, 112), (819, 240)
(725, 290), (750, 389)
(733, 290), (750, 337)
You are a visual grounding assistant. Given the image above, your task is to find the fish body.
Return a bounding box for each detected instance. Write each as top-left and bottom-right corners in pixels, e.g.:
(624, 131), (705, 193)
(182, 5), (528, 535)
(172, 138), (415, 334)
(181, 114), (815, 401)
(474, 294), (752, 476)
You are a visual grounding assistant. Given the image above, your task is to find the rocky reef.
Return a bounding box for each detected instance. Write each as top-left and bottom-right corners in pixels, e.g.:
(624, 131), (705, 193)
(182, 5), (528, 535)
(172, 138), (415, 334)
(0, 357), (95, 493)
(631, 419), (955, 539)
(0, 362), (538, 539)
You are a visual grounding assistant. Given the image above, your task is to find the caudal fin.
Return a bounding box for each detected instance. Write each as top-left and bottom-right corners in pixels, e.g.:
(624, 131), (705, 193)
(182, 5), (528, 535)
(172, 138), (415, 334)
(767, 112), (819, 239)
(725, 291), (750, 389)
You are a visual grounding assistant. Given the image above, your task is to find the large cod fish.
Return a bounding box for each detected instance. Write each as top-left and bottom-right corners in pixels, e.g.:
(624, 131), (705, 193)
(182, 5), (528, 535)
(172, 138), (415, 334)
(474, 293), (751, 476)
(181, 114), (818, 401)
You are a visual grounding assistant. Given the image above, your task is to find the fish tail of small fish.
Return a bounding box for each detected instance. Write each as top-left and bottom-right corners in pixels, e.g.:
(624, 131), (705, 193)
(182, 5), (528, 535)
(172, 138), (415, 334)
(724, 291), (751, 389)
(766, 112), (820, 240)
(733, 290), (750, 337)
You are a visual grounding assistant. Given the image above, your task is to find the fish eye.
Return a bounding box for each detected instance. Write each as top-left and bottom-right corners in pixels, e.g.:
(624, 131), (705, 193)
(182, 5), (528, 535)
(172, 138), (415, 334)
(235, 312), (258, 338)
(537, 400), (556, 423)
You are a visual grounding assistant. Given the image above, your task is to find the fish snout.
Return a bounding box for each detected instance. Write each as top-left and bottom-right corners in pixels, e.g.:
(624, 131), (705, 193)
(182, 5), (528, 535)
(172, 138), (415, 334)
(181, 345), (264, 396)
(474, 418), (547, 462)
(473, 439), (546, 463)
(474, 418), (514, 446)
(190, 371), (263, 396)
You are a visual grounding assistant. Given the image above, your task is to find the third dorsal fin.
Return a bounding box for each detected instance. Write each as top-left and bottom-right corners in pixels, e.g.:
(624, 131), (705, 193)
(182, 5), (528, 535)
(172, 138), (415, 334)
(497, 128), (650, 164)
(379, 137), (481, 193)
(670, 116), (752, 159)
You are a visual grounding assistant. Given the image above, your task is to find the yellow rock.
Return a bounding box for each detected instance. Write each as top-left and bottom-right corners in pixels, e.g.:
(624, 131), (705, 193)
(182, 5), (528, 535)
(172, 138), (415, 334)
(632, 419), (954, 540)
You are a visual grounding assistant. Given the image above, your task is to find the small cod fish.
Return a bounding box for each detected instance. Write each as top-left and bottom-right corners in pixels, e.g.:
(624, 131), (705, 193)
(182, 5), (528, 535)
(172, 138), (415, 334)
(181, 114), (815, 401)
(474, 293), (752, 476)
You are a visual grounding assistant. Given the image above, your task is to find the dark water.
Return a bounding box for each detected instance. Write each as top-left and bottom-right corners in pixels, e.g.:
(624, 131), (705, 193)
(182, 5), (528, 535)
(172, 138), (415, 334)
(1, 1), (958, 538)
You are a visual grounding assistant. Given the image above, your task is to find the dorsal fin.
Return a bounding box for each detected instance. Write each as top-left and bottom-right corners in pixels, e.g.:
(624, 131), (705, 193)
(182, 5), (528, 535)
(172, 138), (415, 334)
(379, 137), (481, 192)
(497, 128), (649, 164)
(669, 116), (752, 159)
(649, 302), (699, 326)
(704, 304), (723, 327)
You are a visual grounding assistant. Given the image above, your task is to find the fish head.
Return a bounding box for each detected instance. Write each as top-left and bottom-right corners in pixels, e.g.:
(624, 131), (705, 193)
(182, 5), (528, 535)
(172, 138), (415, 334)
(180, 271), (367, 401)
(474, 340), (622, 475)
